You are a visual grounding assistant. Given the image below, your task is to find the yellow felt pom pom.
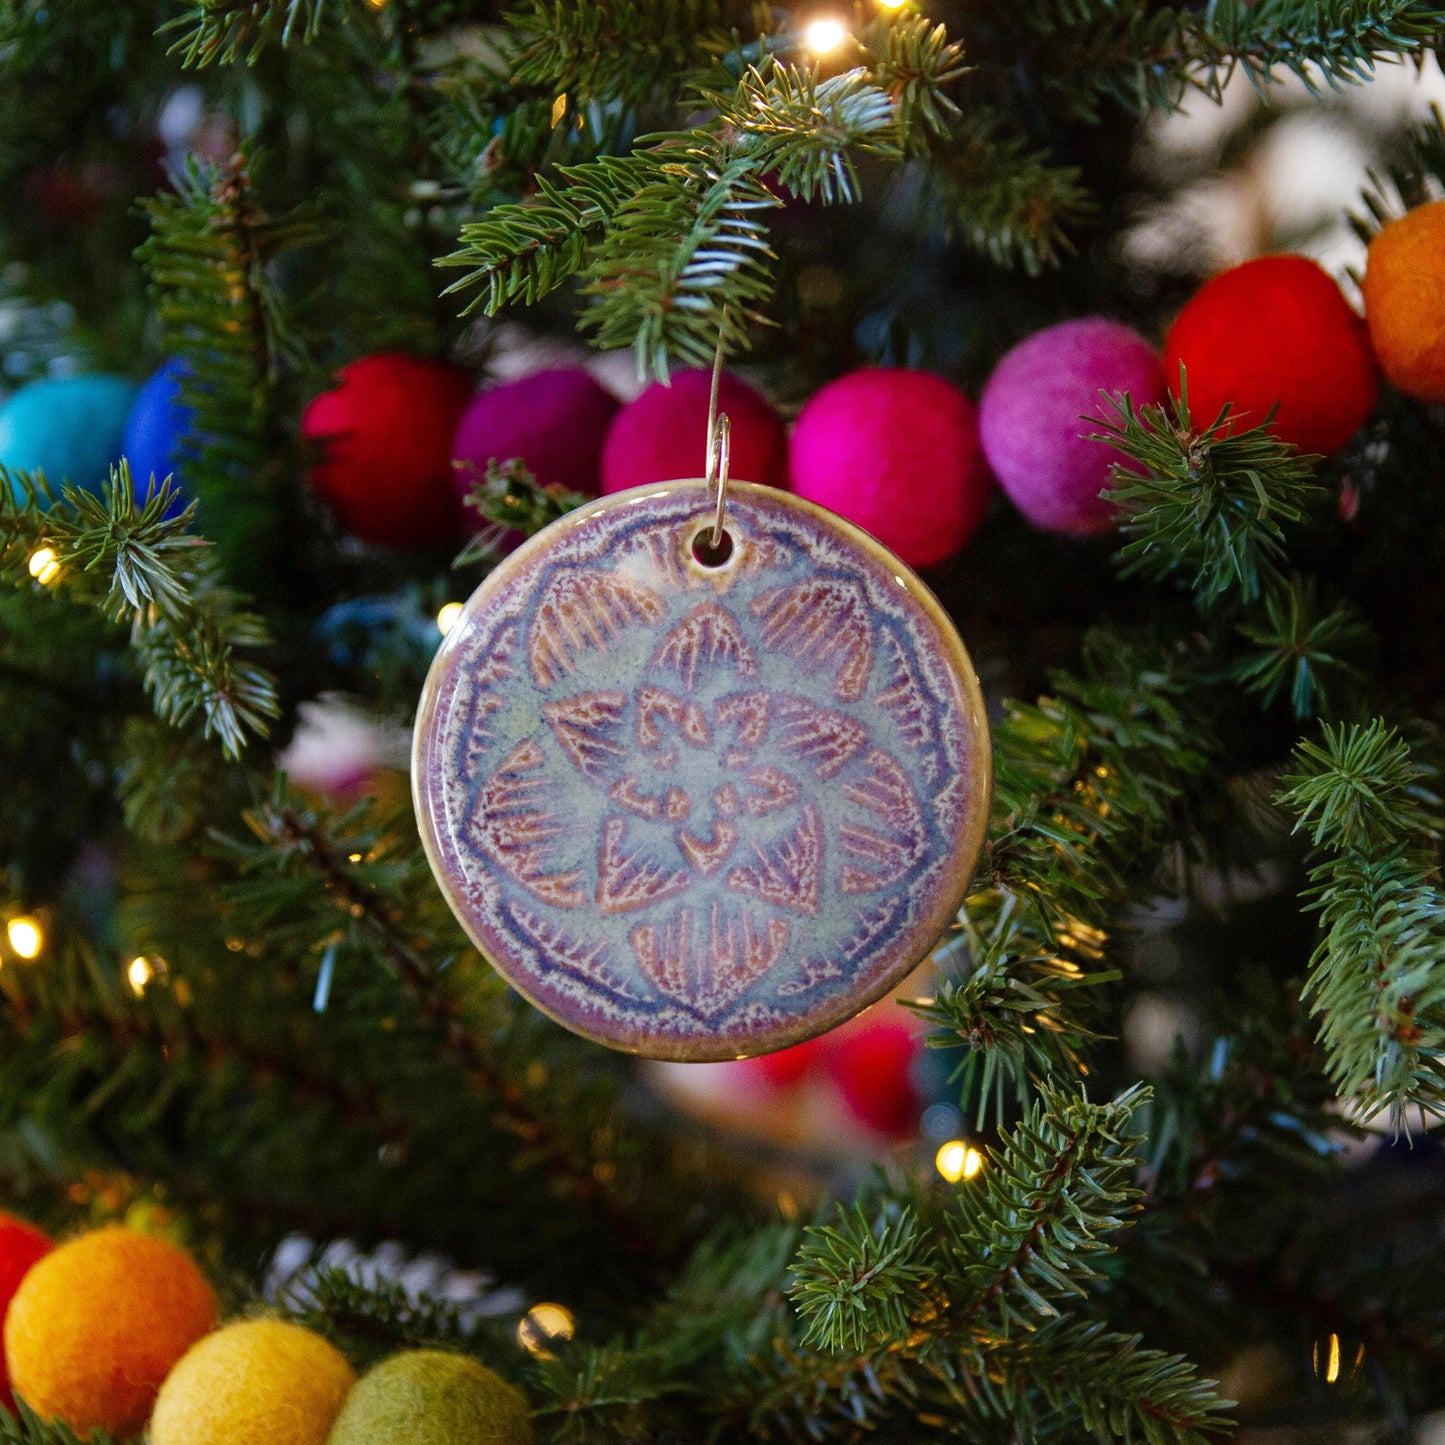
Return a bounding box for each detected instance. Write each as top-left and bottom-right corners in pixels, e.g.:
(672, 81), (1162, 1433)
(151, 1319), (357, 1445)
(1363, 199), (1445, 403)
(328, 1349), (533, 1445)
(3, 1225), (217, 1438)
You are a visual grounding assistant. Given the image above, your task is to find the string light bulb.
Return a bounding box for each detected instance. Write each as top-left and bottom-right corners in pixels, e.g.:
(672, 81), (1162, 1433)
(878, 0), (910, 7)
(804, 17), (848, 54)
(128, 956), (156, 997)
(436, 601), (464, 636)
(517, 1302), (575, 1359)
(6, 916), (43, 960)
(27, 547), (60, 585)
(935, 1139), (984, 1183)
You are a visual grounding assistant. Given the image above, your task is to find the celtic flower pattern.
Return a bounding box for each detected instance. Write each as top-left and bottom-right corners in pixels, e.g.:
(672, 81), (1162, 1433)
(414, 485), (990, 1059)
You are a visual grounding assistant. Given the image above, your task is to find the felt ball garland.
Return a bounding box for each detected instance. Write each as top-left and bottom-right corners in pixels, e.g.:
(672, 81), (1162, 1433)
(601, 369), (786, 494)
(1362, 200), (1445, 403)
(979, 318), (1165, 535)
(0, 1214), (50, 1413)
(452, 367), (618, 507)
(0, 375), (137, 501)
(1162, 254), (1379, 457)
(302, 353), (473, 548)
(123, 359), (194, 513)
(151, 1319), (356, 1445)
(328, 1349), (533, 1445)
(4, 1225), (217, 1437)
(788, 367), (987, 569)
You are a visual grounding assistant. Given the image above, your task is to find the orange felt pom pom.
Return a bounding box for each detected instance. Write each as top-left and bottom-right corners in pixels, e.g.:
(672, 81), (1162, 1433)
(0, 1213), (51, 1413)
(1164, 254), (1379, 456)
(4, 1226), (217, 1438)
(1363, 200), (1445, 403)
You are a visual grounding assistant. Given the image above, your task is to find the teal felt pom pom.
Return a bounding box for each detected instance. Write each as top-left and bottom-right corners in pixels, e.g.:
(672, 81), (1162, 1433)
(328, 1349), (533, 1445)
(0, 374), (138, 500)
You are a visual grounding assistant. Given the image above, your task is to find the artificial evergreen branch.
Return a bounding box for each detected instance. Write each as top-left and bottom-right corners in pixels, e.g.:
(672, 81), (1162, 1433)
(137, 152), (320, 584)
(1279, 721), (1445, 1126)
(789, 1203), (938, 1353)
(859, 13), (969, 150)
(0, 467), (278, 759)
(1233, 575), (1370, 719)
(1094, 383), (1323, 609)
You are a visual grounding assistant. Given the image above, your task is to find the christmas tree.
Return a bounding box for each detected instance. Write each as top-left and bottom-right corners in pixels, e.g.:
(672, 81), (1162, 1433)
(1, 0), (1444, 1438)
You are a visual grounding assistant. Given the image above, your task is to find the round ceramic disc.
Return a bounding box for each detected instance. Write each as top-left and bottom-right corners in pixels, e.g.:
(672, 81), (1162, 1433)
(413, 481), (991, 1060)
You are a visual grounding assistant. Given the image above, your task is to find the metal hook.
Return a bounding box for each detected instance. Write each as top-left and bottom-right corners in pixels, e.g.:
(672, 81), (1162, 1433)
(705, 413), (732, 549)
(703, 319), (731, 549)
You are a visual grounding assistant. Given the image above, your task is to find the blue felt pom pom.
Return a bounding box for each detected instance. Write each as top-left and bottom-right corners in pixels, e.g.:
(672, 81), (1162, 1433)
(123, 360), (194, 515)
(0, 375), (138, 500)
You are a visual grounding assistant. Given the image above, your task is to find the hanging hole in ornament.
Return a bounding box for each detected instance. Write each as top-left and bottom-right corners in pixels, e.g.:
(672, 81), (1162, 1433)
(691, 526), (734, 568)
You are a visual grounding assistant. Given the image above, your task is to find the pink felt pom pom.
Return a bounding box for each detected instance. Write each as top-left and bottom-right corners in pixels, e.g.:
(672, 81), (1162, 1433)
(979, 318), (1166, 536)
(600, 370), (786, 494)
(787, 368), (987, 569)
(451, 367), (619, 507)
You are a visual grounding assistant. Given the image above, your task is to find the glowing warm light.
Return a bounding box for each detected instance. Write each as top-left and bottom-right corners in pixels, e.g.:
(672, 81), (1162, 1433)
(27, 547), (60, 585)
(436, 601), (464, 636)
(128, 956), (155, 997)
(935, 1140), (984, 1183)
(804, 17), (848, 53)
(6, 917), (43, 960)
(878, 0), (909, 8)
(517, 1302), (576, 1358)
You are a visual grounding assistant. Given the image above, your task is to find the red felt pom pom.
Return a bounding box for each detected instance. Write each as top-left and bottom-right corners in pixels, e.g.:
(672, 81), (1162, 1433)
(452, 367), (619, 508)
(601, 370), (786, 494)
(303, 353), (473, 548)
(827, 1017), (922, 1139)
(1163, 255), (1379, 457)
(748, 1036), (826, 1089)
(788, 368), (988, 569)
(0, 1215), (50, 1413)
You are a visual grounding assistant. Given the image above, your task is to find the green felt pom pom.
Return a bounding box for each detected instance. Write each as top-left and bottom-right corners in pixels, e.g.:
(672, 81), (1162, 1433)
(327, 1350), (533, 1445)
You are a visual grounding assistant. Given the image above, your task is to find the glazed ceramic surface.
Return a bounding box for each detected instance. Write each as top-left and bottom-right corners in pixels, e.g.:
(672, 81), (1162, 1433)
(413, 481), (991, 1059)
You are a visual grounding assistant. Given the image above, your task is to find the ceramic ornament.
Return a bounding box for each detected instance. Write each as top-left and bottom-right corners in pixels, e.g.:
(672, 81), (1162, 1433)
(413, 481), (991, 1060)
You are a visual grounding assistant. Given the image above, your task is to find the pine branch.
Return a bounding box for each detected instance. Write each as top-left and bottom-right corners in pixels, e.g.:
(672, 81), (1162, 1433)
(0, 1405), (122, 1445)
(0, 466), (279, 759)
(1233, 575), (1370, 720)
(949, 1083), (1147, 1338)
(859, 12), (969, 150)
(137, 152), (320, 584)
(788, 1204), (938, 1353)
(166, 0), (351, 65)
(580, 150), (779, 377)
(916, 633), (1211, 1124)
(912, 110), (1091, 275)
(1279, 721), (1445, 1127)
(1094, 382), (1323, 610)
(506, 0), (743, 109)
(1028, 1321), (1232, 1445)
(454, 459), (592, 570)
(440, 157), (654, 314)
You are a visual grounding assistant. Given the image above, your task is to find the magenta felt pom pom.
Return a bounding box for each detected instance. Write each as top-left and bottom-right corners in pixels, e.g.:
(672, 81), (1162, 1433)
(451, 368), (619, 506)
(979, 318), (1165, 535)
(787, 368), (986, 569)
(600, 370), (786, 494)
